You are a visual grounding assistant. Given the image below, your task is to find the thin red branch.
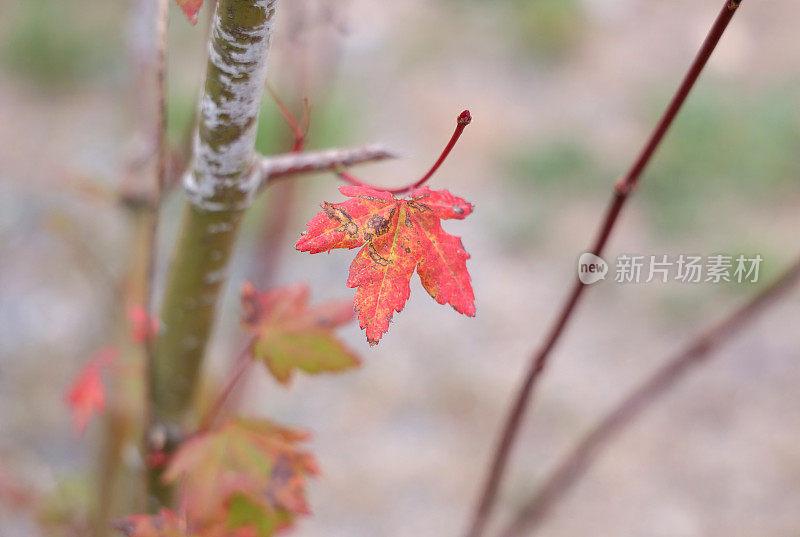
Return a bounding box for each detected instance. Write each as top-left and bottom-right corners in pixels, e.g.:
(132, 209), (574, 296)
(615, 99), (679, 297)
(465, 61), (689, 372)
(299, 98), (312, 147)
(143, 0), (169, 362)
(497, 253), (800, 537)
(197, 340), (255, 433)
(464, 3), (744, 537)
(337, 109), (471, 194)
(265, 80), (308, 152)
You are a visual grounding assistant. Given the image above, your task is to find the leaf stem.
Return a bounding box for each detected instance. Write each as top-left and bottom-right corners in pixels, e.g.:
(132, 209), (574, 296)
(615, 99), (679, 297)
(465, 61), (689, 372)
(337, 109), (471, 194)
(265, 80), (308, 153)
(496, 253), (800, 537)
(197, 340), (255, 433)
(464, 3), (743, 537)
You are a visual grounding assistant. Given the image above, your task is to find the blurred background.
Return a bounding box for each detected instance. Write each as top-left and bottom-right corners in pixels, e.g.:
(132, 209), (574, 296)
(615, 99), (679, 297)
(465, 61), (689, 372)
(1, 0), (799, 536)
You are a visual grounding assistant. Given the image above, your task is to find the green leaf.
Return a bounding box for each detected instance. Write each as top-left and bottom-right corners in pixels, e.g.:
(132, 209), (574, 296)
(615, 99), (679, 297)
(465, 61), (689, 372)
(241, 283), (360, 384)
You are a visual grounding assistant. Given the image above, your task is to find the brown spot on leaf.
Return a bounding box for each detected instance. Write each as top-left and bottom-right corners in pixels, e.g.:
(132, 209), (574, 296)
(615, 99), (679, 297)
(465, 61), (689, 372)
(408, 200), (431, 214)
(364, 207), (396, 242)
(323, 202), (359, 239)
(367, 244), (390, 266)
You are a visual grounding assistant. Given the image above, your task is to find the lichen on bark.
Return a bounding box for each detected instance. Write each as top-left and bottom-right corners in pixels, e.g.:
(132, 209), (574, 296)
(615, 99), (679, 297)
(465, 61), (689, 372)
(147, 0), (279, 507)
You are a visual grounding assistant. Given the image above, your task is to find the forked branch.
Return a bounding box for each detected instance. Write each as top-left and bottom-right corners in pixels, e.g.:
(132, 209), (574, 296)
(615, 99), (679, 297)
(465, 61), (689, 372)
(465, 2), (745, 536)
(497, 253), (800, 537)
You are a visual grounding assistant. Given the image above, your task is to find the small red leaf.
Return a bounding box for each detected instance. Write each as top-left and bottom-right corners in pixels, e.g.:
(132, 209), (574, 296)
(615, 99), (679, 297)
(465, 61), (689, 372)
(127, 304), (159, 344)
(175, 0), (203, 25)
(297, 185), (475, 345)
(65, 347), (118, 434)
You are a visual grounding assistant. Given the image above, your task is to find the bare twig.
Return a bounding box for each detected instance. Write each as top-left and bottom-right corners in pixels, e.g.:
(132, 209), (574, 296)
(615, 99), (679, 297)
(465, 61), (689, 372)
(138, 0), (169, 517)
(251, 70), (309, 288)
(465, 3), (745, 536)
(497, 253), (800, 537)
(144, 0), (169, 382)
(259, 144), (397, 188)
(265, 80), (309, 152)
(197, 339), (255, 433)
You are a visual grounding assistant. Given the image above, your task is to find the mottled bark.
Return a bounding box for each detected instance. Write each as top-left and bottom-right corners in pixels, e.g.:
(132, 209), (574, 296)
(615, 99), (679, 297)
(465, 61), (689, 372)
(147, 0), (279, 507)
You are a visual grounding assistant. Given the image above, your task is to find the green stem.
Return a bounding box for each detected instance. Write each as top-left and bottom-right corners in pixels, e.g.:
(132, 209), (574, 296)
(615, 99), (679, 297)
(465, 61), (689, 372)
(147, 0), (279, 509)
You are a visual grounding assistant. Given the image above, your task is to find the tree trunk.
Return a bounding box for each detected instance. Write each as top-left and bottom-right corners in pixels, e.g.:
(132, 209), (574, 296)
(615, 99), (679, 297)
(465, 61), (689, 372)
(147, 0), (279, 508)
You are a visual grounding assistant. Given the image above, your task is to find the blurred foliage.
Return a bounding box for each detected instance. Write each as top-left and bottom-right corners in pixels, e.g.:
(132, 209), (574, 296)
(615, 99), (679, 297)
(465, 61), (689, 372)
(494, 138), (607, 250)
(449, 0), (587, 61)
(1, 0), (119, 89)
(300, 93), (359, 151)
(507, 139), (604, 193)
(254, 104), (291, 155)
(501, 83), (800, 245)
(642, 84), (800, 235)
(165, 91), (197, 159)
(507, 0), (587, 61)
(36, 474), (90, 536)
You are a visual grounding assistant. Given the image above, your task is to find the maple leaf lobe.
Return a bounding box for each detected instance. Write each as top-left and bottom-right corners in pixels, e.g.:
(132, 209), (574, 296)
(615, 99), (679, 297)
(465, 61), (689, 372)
(409, 186), (474, 220)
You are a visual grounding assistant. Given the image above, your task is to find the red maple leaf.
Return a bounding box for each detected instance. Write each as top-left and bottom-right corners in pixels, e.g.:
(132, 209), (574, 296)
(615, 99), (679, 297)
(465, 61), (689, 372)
(65, 347), (118, 434)
(174, 0), (203, 25)
(296, 185), (475, 345)
(240, 282), (360, 384)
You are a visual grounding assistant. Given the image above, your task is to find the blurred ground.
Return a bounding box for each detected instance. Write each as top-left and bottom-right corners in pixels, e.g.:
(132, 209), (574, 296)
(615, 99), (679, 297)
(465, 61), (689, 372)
(1, 0), (799, 536)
